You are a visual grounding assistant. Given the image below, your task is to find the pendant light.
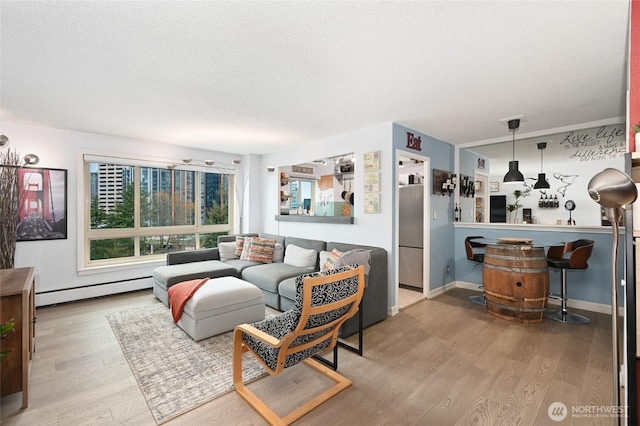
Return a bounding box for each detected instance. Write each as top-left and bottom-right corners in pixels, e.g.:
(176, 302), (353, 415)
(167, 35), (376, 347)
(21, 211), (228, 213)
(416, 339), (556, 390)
(533, 142), (550, 189)
(503, 119), (524, 183)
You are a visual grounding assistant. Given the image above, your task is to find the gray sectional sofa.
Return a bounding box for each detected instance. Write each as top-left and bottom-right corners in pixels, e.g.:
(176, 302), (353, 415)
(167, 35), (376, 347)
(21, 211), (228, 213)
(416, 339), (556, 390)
(152, 233), (388, 336)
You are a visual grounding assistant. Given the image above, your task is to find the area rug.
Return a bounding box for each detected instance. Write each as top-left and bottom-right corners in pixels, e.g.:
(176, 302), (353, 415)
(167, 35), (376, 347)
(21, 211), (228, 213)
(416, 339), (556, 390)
(106, 303), (267, 424)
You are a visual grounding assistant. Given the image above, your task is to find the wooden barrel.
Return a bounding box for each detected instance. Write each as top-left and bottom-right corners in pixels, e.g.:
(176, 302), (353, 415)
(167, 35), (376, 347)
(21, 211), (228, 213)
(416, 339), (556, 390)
(482, 244), (549, 323)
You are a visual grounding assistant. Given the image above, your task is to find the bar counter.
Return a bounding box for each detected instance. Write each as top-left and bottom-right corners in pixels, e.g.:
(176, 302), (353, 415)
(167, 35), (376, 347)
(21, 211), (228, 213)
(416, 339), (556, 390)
(454, 222), (624, 314)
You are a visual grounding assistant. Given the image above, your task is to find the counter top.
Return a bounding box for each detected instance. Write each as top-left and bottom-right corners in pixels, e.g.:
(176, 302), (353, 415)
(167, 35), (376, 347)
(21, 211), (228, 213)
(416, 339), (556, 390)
(454, 222), (621, 234)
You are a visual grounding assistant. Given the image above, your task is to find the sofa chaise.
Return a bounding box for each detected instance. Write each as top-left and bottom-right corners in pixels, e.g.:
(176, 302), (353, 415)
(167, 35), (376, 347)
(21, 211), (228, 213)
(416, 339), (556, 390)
(152, 233), (388, 336)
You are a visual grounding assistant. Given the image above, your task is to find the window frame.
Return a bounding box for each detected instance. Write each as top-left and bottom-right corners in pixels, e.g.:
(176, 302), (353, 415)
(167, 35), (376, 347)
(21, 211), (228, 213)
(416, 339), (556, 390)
(288, 177), (316, 214)
(79, 153), (235, 270)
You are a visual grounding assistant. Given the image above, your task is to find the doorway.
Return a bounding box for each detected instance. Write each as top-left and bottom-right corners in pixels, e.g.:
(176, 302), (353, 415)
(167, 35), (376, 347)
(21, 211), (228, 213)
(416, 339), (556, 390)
(474, 171), (489, 223)
(396, 150), (430, 310)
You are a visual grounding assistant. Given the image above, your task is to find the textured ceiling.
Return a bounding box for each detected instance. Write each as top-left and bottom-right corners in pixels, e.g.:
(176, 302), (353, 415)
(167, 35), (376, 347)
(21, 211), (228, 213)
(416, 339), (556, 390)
(0, 1), (630, 155)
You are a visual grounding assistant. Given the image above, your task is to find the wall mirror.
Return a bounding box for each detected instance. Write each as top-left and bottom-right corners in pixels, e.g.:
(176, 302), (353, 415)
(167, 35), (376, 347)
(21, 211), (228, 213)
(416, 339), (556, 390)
(458, 123), (626, 226)
(278, 153), (355, 217)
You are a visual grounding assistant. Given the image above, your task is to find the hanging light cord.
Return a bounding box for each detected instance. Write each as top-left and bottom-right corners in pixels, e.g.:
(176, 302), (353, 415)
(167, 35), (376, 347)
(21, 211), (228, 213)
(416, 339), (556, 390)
(512, 128), (516, 160)
(540, 148), (543, 172)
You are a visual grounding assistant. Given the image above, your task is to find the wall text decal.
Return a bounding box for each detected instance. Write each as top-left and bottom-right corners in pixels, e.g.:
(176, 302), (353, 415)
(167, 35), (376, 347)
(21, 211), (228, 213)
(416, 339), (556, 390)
(406, 132), (422, 151)
(559, 125), (625, 162)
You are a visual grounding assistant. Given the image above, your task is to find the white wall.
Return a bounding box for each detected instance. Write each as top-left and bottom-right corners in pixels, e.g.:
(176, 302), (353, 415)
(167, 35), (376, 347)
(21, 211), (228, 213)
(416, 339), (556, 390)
(463, 122), (626, 225)
(260, 123), (396, 307)
(1, 121), (242, 306)
(260, 124), (393, 245)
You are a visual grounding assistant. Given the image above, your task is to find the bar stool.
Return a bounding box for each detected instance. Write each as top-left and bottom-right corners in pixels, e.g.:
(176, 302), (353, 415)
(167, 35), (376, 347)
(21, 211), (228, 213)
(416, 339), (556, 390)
(465, 236), (486, 305)
(545, 239), (594, 323)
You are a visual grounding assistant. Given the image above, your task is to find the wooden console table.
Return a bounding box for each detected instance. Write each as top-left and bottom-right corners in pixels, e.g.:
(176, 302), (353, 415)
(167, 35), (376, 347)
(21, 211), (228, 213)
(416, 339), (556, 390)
(1, 267), (35, 408)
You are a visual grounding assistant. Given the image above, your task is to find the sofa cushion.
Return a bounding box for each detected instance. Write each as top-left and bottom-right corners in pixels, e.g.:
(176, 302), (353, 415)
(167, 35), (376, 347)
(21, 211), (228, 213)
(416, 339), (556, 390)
(218, 241), (237, 261)
(284, 244), (317, 268)
(222, 258), (261, 275)
(167, 248), (219, 265)
(241, 263), (311, 293)
(153, 260), (237, 290)
(278, 277), (297, 304)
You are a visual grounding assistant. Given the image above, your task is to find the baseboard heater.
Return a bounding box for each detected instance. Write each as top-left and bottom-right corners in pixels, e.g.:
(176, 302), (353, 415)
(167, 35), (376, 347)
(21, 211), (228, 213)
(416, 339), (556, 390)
(35, 276), (153, 307)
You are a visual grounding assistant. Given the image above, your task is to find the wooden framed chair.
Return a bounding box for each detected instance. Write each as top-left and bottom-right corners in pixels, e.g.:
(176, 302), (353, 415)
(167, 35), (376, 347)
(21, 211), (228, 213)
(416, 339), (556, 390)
(233, 265), (365, 426)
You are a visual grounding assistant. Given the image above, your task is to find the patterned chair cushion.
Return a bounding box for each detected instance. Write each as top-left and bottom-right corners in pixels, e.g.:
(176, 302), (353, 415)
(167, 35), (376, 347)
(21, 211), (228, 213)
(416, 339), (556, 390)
(242, 265), (360, 371)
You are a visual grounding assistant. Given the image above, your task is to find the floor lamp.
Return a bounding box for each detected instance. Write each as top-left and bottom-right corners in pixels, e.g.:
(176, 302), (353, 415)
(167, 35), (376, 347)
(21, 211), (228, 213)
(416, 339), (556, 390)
(588, 168), (638, 417)
(235, 163), (276, 234)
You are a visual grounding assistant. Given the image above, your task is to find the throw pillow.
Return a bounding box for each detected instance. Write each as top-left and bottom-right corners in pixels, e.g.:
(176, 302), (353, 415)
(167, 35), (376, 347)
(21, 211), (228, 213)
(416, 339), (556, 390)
(284, 244), (317, 269)
(218, 241), (237, 261)
(234, 236), (246, 258)
(319, 250), (331, 269)
(322, 248), (343, 271)
(247, 237), (277, 263)
(239, 237), (254, 261)
(333, 249), (371, 286)
(272, 243), (285, 263)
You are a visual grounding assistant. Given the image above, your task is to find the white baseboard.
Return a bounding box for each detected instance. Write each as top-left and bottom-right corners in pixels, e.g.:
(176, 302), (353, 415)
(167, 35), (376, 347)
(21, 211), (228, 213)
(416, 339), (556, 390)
(36, 277), (153, 307)
(452, 280), (613, 315)
(427, 281), (457, 299)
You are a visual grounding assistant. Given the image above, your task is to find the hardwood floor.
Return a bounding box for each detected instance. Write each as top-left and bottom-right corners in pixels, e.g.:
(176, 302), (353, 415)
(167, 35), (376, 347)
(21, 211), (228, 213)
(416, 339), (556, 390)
(0, 288), (614, 425)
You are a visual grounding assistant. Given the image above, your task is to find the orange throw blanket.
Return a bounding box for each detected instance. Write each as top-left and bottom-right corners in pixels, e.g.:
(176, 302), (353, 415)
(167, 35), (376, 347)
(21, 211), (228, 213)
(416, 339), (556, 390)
(168, 278), (210, 323)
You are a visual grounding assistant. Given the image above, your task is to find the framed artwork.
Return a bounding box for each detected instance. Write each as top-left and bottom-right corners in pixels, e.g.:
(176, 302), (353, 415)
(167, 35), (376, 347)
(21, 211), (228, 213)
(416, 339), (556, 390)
(364, 172), (380, 193)
(364, 193), (380, 214)
(489, 181), (500, 192)
(17, 167), (68, 241)
(364, 151), (380, 172)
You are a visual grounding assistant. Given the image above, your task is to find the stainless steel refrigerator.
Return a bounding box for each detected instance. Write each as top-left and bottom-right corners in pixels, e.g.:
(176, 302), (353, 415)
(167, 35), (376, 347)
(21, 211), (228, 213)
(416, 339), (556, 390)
(399, 184), (424, 289)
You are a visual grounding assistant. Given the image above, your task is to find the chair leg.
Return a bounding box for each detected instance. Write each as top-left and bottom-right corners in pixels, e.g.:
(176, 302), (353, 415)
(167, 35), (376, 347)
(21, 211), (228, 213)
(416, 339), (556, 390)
(234, 357), (352, 426)
(234, 333), (353, 425)
(468, 286), (486, 306)
(545, 269), (590, 324)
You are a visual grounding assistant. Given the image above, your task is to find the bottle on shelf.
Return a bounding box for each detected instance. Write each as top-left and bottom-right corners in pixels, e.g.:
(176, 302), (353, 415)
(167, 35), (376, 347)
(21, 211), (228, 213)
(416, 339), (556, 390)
(454, 202), (460, 222)
(538, 194), (544, 208)
(553, 195), (559, 208)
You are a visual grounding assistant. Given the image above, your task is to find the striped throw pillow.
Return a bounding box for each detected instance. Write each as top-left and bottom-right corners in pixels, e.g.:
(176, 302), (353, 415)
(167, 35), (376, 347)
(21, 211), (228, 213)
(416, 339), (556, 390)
(322, 248), (343, 271)
(240, 237), (254, 260)
(247, 237), (277, 263)
(234, 236), (246, 258)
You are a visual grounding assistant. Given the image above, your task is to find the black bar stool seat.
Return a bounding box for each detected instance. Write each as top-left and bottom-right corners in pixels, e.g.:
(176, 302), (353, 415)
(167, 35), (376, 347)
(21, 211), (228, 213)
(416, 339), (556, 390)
(545, 239), (594, 324)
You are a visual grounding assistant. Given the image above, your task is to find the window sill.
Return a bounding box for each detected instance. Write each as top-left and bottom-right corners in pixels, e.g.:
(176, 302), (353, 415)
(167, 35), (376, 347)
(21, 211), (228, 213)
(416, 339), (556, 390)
(78, 257), (166, 276)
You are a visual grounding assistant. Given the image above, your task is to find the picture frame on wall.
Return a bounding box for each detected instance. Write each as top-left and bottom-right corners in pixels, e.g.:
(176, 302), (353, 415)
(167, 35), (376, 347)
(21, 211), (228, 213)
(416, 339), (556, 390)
(364, 193), (380, 214)
(16, 167), (68, 241)
(489, 181), (500, 192)
(363, 151), (380, 172)
(364, 172), (380, 193)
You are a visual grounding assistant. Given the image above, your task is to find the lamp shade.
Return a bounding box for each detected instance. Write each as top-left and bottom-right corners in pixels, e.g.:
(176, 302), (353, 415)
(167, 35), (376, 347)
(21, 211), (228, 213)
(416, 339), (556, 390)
(533, 173), (550, 189)
(587, 168), (637, 209)
(503, 160), (524, 183)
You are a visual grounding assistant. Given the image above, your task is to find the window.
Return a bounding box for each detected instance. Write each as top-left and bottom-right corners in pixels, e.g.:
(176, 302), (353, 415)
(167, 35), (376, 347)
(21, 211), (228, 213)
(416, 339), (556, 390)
(289, 179), (314, 214)
(84, 158), (234, 267)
